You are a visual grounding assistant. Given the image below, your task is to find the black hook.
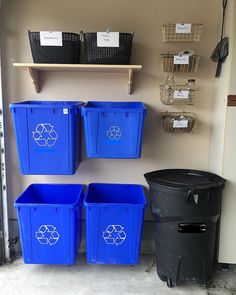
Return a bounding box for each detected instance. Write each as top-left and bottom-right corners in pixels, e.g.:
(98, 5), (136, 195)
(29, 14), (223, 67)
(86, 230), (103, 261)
(222, 0), (227, 9)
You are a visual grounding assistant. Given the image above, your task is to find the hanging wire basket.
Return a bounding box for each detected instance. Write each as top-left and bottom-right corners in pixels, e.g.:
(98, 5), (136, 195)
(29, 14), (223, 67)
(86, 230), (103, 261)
(161, 111), (198, 133)
(161, 54), (200, 73)
(160, 84), (198, 105)
(162, 24), (203, 42)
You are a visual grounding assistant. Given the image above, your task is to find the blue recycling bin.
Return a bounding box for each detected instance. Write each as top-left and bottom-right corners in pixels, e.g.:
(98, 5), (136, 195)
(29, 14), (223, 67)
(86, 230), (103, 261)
(15, 184), (84, 264)
(84, 183), (146, 264)
(10, 101), (83, 175)
(81, 101), (147, 158)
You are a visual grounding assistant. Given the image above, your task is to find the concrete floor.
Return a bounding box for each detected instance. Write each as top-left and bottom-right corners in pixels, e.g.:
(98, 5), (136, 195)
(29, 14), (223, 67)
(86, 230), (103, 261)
(0, 254), (236, 295)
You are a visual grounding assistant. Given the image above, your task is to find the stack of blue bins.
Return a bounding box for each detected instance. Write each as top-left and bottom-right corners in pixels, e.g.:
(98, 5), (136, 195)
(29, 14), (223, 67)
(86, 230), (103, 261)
(11, 99), (148, 265)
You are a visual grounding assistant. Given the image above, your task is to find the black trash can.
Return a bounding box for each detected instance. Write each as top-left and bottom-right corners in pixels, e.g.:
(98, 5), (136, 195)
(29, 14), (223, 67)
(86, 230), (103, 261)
(144, 169), (225, 288)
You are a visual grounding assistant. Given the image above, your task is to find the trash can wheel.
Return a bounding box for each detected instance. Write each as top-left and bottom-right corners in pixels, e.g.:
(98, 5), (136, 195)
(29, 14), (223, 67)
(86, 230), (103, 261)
(205, 280), (211, 288)
(167, 278), (173, 288)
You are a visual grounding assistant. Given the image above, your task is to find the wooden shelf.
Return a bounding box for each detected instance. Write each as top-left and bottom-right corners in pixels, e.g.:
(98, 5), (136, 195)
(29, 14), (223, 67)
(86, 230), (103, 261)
(13, 63), (142, 94)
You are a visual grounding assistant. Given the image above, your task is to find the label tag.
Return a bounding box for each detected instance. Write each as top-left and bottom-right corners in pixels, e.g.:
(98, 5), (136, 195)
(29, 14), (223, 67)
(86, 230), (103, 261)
(63, 108), (68, 115)
(40, 31), (63, 46)
(174, 90), (189, 99)
(175, 24), (192, 34)
(174, 55), (189, 64)
(97, 32), (119, 47)
(173, 120), (188, 128)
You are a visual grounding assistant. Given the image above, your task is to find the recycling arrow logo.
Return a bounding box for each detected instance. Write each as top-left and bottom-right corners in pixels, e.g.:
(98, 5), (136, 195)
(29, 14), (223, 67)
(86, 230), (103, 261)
(32, 123), (58, 147)
(102, 225), (126, 246)
(35, 225), (60, 246)
(107, 126), (122, 141)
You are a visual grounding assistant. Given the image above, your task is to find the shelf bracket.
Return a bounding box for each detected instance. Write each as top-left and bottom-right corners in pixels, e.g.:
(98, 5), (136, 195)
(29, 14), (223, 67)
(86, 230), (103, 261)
(128, 69), (134, 95)
(27, 67), (40, 93)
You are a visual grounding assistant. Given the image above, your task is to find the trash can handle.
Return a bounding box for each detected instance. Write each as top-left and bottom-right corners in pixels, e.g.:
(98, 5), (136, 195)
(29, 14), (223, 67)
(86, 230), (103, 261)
(185, 188), (213, 204)
(178, 223), (207, 233)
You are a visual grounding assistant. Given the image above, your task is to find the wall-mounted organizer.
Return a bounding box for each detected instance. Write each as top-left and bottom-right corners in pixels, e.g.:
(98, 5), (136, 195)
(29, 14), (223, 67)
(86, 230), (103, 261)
(160, 76), (198, 105)
(28, 31), (81, 64)
(9, 101), (83, 175)
(28, 31), (134, 65)
(13, 63), (142, 94)
(162, 23), (203, 42)
(81, 101), (147, 159)
(13, 31), (141, 94)
(161, 111), (198, 133)
(161, 54), (200, 73)
(82, 32), (133, 64)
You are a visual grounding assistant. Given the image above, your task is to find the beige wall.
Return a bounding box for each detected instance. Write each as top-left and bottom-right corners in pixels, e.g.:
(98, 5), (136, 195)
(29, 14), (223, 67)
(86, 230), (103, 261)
(0, 0), (220, 250)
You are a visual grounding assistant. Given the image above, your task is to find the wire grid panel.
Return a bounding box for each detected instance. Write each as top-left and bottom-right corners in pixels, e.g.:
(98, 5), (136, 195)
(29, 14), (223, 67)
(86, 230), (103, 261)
(161, 112), (198, 133)
(160, 85), (198, 105)
(161, 54), (200, 73)
(162, 24), (203, 42)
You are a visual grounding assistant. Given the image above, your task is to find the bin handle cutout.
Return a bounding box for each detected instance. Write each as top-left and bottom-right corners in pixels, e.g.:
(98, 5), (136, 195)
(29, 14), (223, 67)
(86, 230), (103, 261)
(178, 223), (207, 233)
(185, 188), (213, 204)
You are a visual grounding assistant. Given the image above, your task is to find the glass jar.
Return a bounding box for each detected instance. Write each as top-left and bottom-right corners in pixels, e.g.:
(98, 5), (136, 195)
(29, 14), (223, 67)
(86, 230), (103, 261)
(164, 75), (176, 102)
(187, 79), (197, 103)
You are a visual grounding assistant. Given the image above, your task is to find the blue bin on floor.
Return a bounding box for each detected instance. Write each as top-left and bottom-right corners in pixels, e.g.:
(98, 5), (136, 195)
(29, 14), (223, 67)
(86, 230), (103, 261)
(15, 184), (84, 264)
(10, 101), (83, 175)
(84, 183), (146, 264)
(81, 101), (147, 158)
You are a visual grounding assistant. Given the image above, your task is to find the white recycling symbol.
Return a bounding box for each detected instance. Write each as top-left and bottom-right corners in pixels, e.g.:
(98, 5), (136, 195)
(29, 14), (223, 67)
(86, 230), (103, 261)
(107, 126), (121, 141)
(35, 225), (60, 246)
(32, 123), (58, 147)
(102, 225), (126, 246)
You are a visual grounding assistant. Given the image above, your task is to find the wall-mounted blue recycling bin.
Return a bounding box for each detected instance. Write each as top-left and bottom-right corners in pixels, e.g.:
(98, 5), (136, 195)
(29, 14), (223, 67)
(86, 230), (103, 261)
(10, 101), (83, 175)
(15, 184), (84, 264)
(81, 101), (147, 158)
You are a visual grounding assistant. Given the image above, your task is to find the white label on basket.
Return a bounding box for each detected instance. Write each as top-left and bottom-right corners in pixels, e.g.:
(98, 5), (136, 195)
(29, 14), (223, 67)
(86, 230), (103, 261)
(40, 31), (63, 46)
(174, 90), (189, 99)
(175, 24), (192, 34)
(97, 32), (119, 47)
(63, 108), (68, 115)
(173, 120), (188, 128)
(174, 55), (189, 64)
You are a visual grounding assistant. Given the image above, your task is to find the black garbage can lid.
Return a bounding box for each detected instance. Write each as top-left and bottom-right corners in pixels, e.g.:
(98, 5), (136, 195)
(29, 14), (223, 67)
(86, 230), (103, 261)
(144, 169), (225, 191)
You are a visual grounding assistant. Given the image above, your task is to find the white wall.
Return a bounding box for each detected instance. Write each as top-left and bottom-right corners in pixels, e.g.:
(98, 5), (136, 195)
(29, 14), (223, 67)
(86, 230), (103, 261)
(208, 0), (235, 175)
(210, 0), (236, 264)
(0, 0), (220, 253)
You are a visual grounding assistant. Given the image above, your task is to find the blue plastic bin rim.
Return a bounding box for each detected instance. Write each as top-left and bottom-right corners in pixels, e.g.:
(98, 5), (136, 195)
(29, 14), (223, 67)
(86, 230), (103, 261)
(84, 183), (147, 208)
(14, 183), (84, 208)
(9, 101), (85, 110)
(81, 101), (147, 114)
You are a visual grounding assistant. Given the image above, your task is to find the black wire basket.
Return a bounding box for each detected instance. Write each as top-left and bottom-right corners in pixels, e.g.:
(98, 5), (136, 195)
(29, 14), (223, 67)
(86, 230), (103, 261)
(83, 32), (133, 64)
(28, 31), (81, 64)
